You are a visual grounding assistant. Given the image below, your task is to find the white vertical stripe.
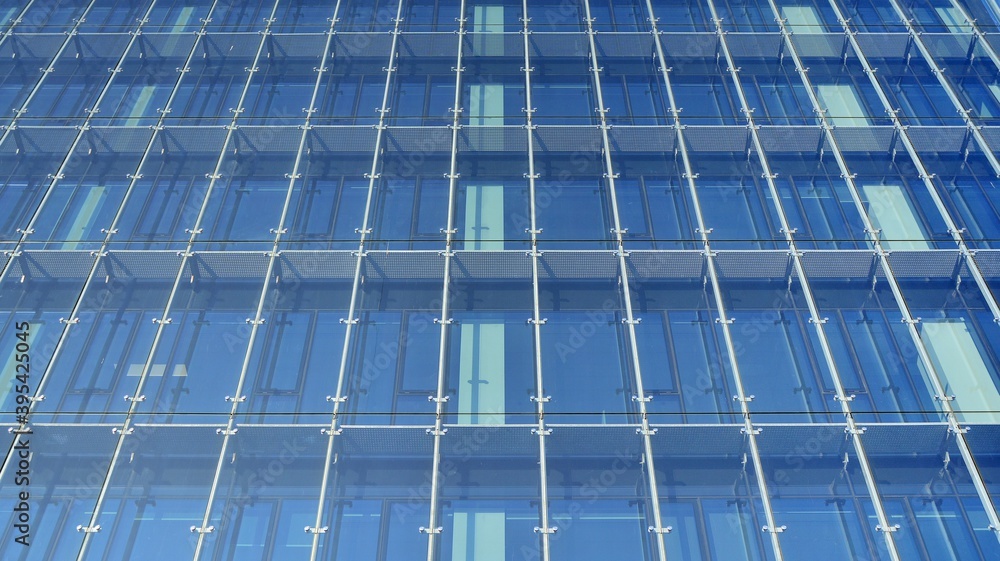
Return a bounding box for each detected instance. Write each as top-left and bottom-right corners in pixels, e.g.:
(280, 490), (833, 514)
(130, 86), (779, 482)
(861, 183), (931, 249)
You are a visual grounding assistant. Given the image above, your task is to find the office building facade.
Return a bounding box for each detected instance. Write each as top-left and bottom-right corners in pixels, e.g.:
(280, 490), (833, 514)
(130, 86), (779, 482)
(3, 0), (1000, 559)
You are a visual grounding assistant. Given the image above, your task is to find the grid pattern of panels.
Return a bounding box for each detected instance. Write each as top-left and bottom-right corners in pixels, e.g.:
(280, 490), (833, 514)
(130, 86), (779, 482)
(2, 1), (1000, 560)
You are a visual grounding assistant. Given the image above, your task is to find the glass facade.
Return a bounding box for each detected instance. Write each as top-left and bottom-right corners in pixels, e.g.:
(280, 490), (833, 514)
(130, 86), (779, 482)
(1, 0), (1000, 560)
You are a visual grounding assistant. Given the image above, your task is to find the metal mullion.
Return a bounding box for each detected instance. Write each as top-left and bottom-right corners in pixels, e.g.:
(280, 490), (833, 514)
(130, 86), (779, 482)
(70, 3), (284, 557)
(521, 1), (554, 557)
(270, 2), (343, 245)
(643, 2), (785, 559)
(69, 226), (188, 557)
(425, 2), (466, 559)
(191, 0), (339, 546)
(580, 2), (668, 559)
(191, 0), (299, 554)
(702, 0), (904, 556)
(98, 0), (223, 246)
(12, 0), (158, 246)
(307, 0), (406, 557)
(770, 0), (1000, 544)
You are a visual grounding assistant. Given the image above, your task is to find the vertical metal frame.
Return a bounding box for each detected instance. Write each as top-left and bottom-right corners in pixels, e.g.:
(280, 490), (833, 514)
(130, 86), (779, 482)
(522, 1), (556, 559)
(307, 0), (407, 559)
(580, 1), (669, 559)
(643, 2), (785, 560)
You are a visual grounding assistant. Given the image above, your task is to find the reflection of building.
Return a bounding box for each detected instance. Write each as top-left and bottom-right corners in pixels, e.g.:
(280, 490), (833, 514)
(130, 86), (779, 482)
(3, 0), (1000, 559)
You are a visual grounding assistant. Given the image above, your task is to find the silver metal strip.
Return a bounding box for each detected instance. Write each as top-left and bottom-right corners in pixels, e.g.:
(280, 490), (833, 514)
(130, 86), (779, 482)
(645, 2), (785, 559)
(425, 2), (467, 559)
(191, 0), (341, 556)
(308, 0), (406, 558)
(522, 2), (553, 559)
(581, 1), (668, 559)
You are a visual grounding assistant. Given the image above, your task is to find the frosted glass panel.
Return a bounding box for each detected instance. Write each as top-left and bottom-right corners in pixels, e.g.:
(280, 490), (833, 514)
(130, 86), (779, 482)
(816, 84), (871, 126)
(452, 511), (506, 561)
(935, 6), (967, 33)
(782, 6), (824, 33)
(861, 183), (931, 249)
(458, 321), (506, 424)
(469, 84), (504, 126)
(921, 318), (1000, 423)
(465, 184), (504, 250)
(472, 5), (504, 33)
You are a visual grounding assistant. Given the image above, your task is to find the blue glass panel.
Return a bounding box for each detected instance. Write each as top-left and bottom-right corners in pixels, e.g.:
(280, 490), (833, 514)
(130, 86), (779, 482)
(811, 277), (940, 421)
(547, 432), (653, 561)
(144, 0), (214, 33)
(17, 1), (90, 32)
(343, 310), (440, 425)
(540, 310), (632, 423)
(588, 0), (650, 32)
(136, 270), (265, 419)
(80, 427), (223, 561)
(535, 179), (614, 249)
(240, 276), (352, 422)
(38, 270), (174, 420)
(653, 427), (775, 561)
(317, 432), (433, 560)
(368, 178), (449, 250)
(0, 264), (88, 417)
(0, 426), (117, 561)
(757, 427), (891, 561)
(767, 154), (869, 249)
(111, 150), (221, 250)
(201, 427), (326, 560)
(274, 0), (340, 33)
(864, 429), (1000, 561)
(168, 58), (253, 126)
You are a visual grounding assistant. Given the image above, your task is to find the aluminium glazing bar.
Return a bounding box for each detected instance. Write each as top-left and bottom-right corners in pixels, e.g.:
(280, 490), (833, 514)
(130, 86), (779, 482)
(522, 2), (554, 559)
(579, 2), (668, 559)
(424, 1), (467, 559)
(644, 3), (785, 560)
(191, 1), (343, 557)
(72, 2), (284, 558)
(308, 0), (407, 558)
